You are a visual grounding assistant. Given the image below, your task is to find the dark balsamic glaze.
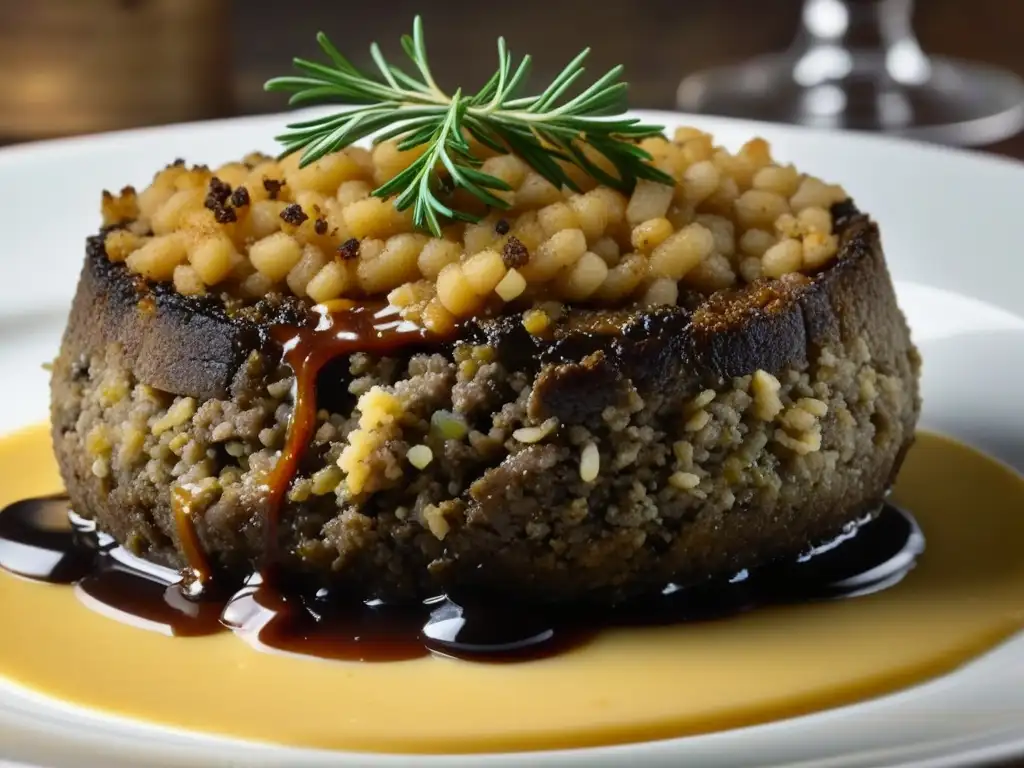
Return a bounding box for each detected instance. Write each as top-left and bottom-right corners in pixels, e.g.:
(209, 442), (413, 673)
(0, 495), (924, 662)
(3, 306), (926, 661)
(258, 303), (442, 580)
(77, 566), (224, 637)
(0, 496), (98, 583)
(170, 484), (213, 592)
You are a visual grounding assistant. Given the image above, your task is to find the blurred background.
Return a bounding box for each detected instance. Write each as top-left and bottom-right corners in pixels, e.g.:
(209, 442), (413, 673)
(2, 0), (1024, 159)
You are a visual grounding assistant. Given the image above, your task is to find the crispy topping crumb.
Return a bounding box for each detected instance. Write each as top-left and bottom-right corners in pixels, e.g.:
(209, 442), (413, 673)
(204, 177), (237, 222)
(338, 238), (360, 260)
(407, 444), (434, 470)
(263, 178), (286, 200)
(280, 204), (309, 226)
(501, 236), (530, 269)
(206, 177), (232, 206)
(213, 206), (237, 224)
(229, 186), (250, 208)
(522, 308), (550, 335)
(106, 129), (849, 316)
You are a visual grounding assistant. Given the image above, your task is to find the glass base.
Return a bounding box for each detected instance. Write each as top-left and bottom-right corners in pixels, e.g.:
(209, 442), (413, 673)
(677, 53), (1024, 146)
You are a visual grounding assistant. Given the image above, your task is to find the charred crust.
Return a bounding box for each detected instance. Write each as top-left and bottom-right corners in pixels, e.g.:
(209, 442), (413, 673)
(528, 351), (626, 423)
(65, 233), (312, 400)
(61, 200), (909, 432)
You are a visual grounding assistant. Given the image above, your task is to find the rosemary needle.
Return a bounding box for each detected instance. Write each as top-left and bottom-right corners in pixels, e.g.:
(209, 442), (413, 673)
(265, 16), (673, 236)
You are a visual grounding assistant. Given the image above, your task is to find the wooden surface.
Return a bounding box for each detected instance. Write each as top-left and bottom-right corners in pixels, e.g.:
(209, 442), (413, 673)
(2, 0), (1024, 162)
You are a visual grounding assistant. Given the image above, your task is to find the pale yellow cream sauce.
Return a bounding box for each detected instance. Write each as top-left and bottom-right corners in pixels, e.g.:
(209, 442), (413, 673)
(0, 424), (1023, 754)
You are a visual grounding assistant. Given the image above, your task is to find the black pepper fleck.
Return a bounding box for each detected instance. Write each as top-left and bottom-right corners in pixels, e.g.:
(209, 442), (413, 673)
(338, 238), (361, 260)
(501, 236), (530, 269)
(263, 178), (286, 200)
(229, 186), (250, 207)
(495, 218), (510, 235)
(314, 218), (328, 235)
(281, 204), (309, 226)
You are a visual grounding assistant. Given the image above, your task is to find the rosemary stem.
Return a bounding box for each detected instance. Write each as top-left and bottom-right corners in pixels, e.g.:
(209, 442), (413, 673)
(265, 15), (673, 235)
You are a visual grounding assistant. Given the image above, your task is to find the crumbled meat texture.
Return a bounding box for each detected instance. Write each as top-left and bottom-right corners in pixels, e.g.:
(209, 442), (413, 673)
(263, 178), (285, 200)
(502, 236), (530, 269)
(314, 218), (328, 235)
(338, 238), (360, 260)
(495, 219), (510, 235)
(52, 321), (920, 603)
(281, 204), (309, 226)
(229, 186), (250, 208)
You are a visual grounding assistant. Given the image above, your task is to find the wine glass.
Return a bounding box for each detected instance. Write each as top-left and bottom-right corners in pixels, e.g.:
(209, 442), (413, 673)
(676, 0), (1024, 146)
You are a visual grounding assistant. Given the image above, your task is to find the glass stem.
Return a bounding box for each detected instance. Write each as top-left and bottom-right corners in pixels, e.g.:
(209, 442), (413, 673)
(793, 0), (929, 86)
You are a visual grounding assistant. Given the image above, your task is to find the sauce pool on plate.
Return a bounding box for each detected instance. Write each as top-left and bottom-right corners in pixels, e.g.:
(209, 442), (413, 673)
(0, 424), (1022, 754)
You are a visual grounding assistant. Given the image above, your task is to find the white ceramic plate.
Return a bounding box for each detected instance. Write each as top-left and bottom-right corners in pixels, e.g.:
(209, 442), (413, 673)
(2, 110), (1024, 768)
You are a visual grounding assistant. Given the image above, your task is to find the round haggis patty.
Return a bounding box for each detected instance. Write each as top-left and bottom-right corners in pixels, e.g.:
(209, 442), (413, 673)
(51, 202), (920, 603)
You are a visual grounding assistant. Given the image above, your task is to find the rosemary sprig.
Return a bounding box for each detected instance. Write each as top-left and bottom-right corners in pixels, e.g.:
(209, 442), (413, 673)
(265, 16), (673, 236)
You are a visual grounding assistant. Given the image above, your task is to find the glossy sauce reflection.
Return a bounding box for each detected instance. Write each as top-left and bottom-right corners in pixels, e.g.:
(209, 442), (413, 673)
(260, 303), (442, 580)
(0, 494), (923, 662)
(1, 425), (1023, 754)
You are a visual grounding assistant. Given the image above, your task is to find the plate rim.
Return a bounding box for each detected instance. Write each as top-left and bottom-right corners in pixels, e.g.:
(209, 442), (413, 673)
(1, 109), (1023, 767)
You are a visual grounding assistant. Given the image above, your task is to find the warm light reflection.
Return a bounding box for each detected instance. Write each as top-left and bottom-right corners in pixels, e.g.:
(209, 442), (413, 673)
(886, 39), (932, 86)
(803, 0), (849, 39)
(14, 70), (75, 106)
(804, 84), (847, 117)
(793, 45), (854, 86)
